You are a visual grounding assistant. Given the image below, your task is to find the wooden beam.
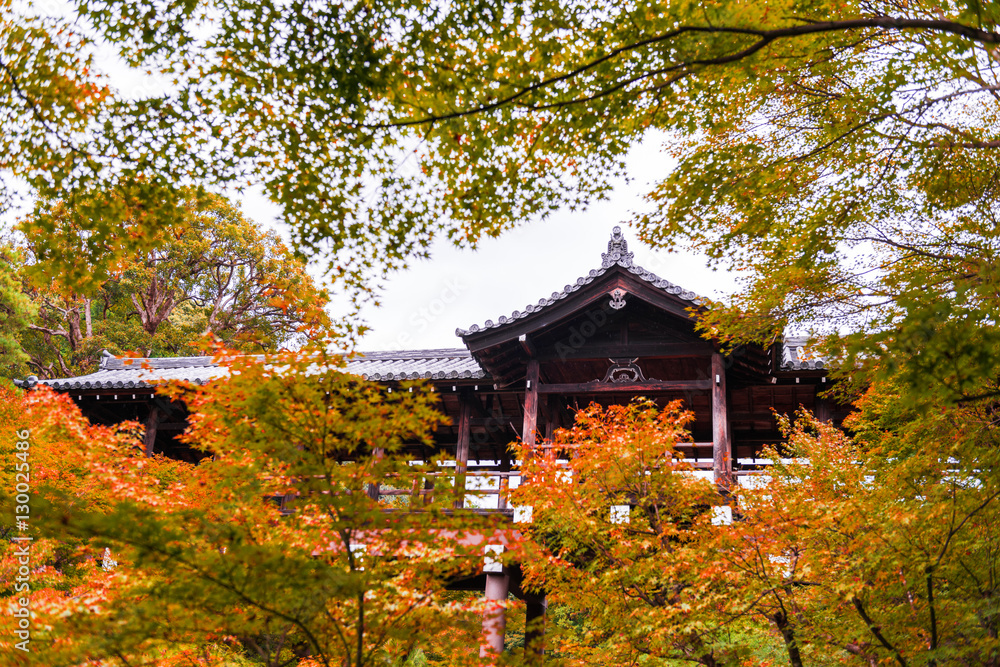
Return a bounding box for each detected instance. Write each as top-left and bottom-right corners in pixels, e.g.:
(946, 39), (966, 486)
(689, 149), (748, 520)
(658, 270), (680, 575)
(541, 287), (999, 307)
(453, 392), (472, 509)
(518, 333), (537, 357)
(536, 379), (713, 394)
(143, 406), (160, 457)
(538, 342), (713, 361)
(712, 354), (733, 490)
(522, 360), (540, 448)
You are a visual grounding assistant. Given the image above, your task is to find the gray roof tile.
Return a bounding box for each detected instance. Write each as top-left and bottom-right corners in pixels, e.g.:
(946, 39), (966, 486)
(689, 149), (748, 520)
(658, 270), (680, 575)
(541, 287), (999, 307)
(780, 336), (827, 371)
(34, 348), (488, 391)
(348, 349), (487, 381)
(42, 364), (232, 391)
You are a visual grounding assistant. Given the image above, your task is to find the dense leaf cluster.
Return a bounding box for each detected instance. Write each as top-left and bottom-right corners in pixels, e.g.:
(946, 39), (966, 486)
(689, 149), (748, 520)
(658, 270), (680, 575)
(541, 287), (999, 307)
(1, 194), (329, 381)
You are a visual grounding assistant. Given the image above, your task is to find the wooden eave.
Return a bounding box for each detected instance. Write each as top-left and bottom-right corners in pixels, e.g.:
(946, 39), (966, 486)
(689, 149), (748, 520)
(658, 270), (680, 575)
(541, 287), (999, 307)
(462, 266), (701, 354)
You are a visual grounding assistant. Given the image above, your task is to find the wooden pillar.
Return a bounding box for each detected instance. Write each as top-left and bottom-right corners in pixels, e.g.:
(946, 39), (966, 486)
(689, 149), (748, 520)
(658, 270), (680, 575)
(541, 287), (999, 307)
(422, 477), (435, 506)
(524, 593), (547, 662)
(143, 405), (160, 457)
(511, 359), (540, 512)
(367, 447), (385, 501)
(815, 395), (833, 423)
(522, 360), (540, 448)
(454, 392), (472, 509)
(497, 458), (511, 511)
(480, 572), (509, 657)
(544, 394), (558, 441)
(711, 354), (733, 490)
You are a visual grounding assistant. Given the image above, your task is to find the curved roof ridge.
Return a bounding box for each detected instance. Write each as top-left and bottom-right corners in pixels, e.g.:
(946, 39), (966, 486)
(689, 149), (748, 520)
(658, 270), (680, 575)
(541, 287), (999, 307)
(355, 348), (473, 360)
(455, 226), (706, 337)
(31, 348), (488, 390)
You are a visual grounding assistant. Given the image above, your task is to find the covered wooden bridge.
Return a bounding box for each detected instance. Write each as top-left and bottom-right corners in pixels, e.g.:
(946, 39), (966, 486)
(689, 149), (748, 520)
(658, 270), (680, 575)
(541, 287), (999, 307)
(18, 227), (845, 657)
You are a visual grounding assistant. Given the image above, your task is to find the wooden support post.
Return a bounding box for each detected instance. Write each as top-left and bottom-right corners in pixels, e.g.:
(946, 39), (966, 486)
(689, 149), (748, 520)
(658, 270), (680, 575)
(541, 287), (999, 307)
(512, 359), (540, 512)
(367, 447), (385, 501)
(454, 392), (472, 509)
(522, 360), (540, 448)
(524, 593), (547, 663)
(409, 475), (422, 506)
(544, 394), (558, 442)
(480, 572), (510, 658)
(815, 396), (833, 423)
(143, 406), (160, 458)
(497, 475), (510, 511)
(711, 354), (733, 490)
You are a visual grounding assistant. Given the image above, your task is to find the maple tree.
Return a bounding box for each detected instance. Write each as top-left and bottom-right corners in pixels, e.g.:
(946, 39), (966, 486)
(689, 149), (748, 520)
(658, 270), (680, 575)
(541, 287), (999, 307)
(0, 382), (202, 663)
(3, 0), (998, 420)
(510, 399), (746, 666)
(2, 193), (329, 380)
(1, 347), (511, 666)
(507, 393), (1000, 667)
(0, 243), (36, 382)
(4, 0), (1000, 662)
(3, 0), (997, 335)
(715, 397), (1000, 667)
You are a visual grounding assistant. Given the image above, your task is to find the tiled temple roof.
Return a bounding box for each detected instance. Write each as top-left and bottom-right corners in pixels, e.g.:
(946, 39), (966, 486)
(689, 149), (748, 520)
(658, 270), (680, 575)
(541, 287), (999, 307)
(347, 349), (487, 381)
(22, 338), (818, 391)
(780, 336), (827, 371)
(456, 226), (706, 337)
(20, 348), (488, 391)
(11, 229), (826, 391)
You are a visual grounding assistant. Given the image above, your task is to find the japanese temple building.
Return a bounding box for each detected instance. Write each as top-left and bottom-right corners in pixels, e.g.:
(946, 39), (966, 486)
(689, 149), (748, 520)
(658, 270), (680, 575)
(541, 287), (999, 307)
(18, 227), (844, 655)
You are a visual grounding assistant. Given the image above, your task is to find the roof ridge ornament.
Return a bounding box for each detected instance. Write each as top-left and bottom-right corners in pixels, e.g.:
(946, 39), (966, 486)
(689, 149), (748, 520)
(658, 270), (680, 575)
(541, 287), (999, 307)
(456, 226), (707, 338)
(601, 226), (634, 269)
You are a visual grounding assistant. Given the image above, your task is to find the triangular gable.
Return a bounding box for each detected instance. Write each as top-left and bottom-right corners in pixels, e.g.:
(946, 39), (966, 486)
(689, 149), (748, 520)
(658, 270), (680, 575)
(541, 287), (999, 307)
(457, 227), (705, 342)
(457, 228), (720, 384)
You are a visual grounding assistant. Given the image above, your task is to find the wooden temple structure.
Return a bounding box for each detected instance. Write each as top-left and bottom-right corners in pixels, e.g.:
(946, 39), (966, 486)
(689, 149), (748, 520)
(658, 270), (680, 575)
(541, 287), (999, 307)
(18, 227), (845, 657)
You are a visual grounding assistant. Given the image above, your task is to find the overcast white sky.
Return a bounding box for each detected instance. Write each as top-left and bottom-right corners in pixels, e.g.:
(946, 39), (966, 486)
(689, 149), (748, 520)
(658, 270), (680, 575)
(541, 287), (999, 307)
(12, 13), (739, 352)
(234, 137), (740, 352)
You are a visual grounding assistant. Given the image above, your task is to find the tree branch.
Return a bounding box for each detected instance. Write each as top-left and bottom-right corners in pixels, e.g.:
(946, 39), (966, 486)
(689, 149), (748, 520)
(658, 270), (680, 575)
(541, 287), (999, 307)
(851, 596), (908, 667)
(371, 17), (1000, 129)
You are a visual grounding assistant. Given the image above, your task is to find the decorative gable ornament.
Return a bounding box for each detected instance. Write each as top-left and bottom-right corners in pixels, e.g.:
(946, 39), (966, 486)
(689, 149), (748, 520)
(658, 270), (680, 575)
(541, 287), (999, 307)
(609, 287), (627, 310)
(601, 226), (634, 268)
(601, 358), (650, 384)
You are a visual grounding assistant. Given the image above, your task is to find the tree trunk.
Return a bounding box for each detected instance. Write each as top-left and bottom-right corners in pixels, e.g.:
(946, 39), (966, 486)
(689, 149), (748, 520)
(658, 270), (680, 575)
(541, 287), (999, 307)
(772, 610), (805, 667)
(66, 303), (83, 351)
(84, 298), (93, 338)
(132, 286), (176, 336)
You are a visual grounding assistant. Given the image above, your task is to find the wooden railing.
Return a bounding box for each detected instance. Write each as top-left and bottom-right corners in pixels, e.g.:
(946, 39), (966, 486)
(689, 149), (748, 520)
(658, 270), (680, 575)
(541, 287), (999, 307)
(270, 449), (773, 514)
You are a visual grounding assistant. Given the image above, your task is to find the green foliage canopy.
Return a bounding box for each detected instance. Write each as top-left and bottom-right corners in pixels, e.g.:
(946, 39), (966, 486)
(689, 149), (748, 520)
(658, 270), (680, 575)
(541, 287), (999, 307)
(4, 0), (1000, 404)
(3, 194), (329, 380)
